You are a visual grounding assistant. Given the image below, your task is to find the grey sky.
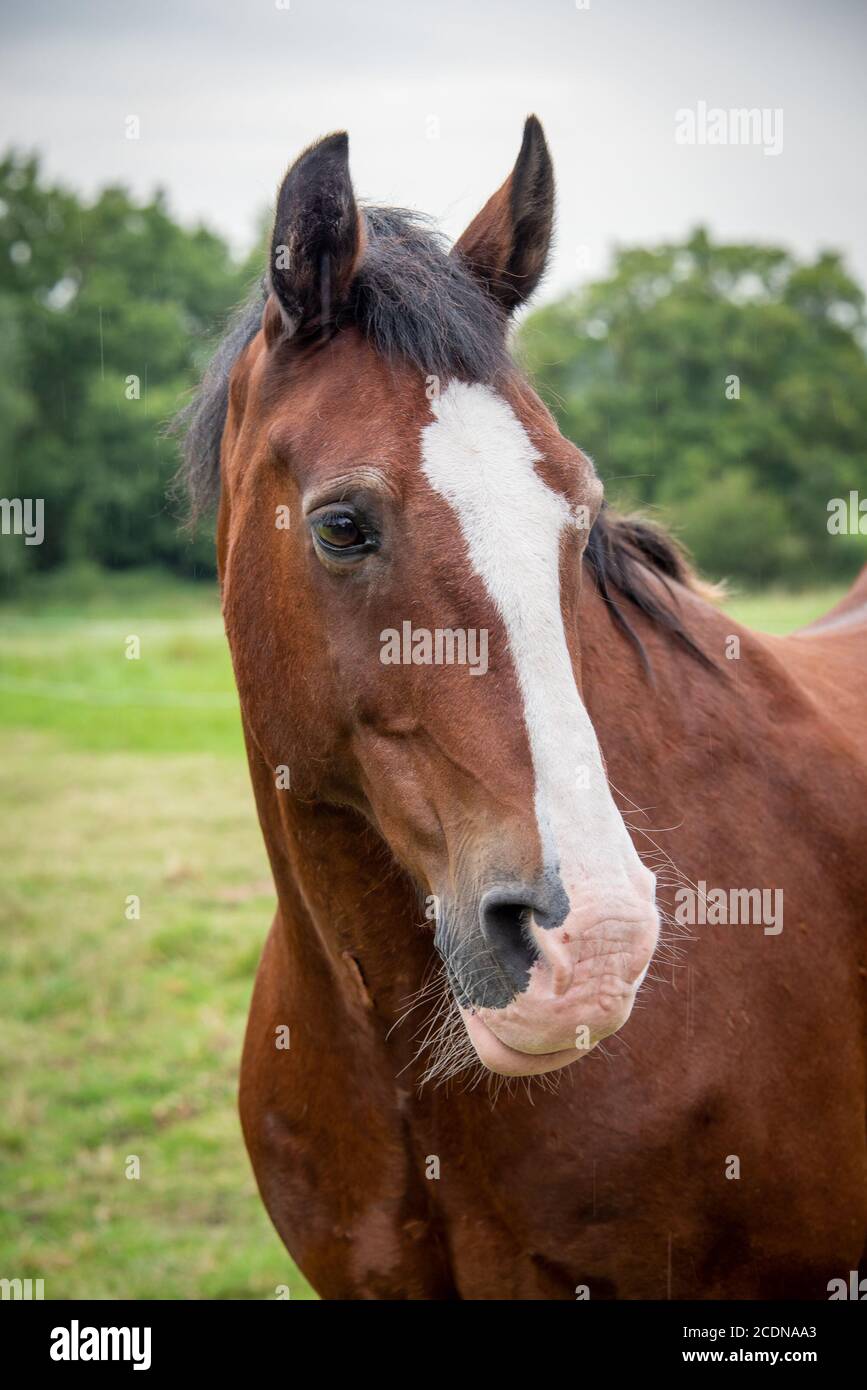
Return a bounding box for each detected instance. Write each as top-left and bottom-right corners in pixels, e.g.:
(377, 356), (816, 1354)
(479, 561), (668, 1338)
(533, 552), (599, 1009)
(1, 0), (865, 301)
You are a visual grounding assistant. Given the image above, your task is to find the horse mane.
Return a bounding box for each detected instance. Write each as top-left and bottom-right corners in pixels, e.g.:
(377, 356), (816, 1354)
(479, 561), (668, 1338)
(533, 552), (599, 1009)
(170, 283), (266, 520)
(170, 205), (712, 668)
(586, 509), (715, 669)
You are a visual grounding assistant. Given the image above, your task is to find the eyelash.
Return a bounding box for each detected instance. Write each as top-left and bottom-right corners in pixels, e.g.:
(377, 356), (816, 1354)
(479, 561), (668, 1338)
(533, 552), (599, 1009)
(319, 508), (358, 529)
(311, 507), (379, 556)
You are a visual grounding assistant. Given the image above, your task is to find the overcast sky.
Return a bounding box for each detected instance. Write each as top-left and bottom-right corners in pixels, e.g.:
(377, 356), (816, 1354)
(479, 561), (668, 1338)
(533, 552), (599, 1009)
(1, 0), (865, 301)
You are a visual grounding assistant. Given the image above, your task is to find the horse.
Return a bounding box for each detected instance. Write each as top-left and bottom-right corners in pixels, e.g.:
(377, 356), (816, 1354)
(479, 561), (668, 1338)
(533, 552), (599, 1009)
(175, 118), (867, 1299)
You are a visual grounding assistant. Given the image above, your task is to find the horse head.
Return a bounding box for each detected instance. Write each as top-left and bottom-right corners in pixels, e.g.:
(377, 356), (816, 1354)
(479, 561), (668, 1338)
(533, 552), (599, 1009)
(214, 119), (659, 1076)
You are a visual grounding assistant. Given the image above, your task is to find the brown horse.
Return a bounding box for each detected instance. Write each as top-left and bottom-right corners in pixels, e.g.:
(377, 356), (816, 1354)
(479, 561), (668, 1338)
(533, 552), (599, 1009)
(176, 118), (867, 1298)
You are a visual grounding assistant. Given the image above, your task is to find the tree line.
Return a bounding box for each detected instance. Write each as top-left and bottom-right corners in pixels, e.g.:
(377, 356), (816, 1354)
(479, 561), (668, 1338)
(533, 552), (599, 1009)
(518, 228), (867, 585)
(1, 154), (865, 591)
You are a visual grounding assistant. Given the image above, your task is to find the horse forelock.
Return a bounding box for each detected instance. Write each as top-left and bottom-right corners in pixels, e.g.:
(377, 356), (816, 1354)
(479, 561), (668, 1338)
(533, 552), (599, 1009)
(170, 206), (510, 522)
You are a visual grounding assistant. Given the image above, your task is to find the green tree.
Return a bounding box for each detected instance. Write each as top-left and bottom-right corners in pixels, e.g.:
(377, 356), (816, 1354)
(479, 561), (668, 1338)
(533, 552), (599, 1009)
(0, 152), (257, 587)
(518, 228), (867, 585)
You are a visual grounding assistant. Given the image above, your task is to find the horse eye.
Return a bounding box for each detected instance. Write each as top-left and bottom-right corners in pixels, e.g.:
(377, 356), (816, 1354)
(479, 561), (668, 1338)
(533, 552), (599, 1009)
(314, 511), (363, 549)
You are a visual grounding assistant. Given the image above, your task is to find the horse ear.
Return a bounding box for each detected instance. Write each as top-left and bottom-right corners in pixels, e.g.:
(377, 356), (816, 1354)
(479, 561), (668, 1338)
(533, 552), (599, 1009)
(452, 115), (554, 315)
(269, 132), (364, 339)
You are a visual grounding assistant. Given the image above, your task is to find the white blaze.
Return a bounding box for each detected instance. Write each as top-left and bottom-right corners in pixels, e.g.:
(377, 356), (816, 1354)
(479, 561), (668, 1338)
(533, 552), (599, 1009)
(420, 380), (641, 906)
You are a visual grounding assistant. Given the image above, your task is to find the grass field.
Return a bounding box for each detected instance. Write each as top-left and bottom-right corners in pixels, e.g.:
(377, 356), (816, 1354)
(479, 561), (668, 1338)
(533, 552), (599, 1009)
(0, 569), (849, 1299)
(0, 570), (314, 1299)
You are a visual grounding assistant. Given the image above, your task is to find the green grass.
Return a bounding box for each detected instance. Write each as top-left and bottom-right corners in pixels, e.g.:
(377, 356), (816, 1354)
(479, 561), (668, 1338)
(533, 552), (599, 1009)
(0, 571), (314, 1300)
(0, 569), (850, 1299)
(721, 584), (848, 635)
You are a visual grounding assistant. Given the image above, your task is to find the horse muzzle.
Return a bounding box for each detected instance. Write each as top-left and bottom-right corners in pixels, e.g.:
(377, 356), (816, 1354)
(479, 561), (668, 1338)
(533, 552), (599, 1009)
(439, 877), (659, 1076)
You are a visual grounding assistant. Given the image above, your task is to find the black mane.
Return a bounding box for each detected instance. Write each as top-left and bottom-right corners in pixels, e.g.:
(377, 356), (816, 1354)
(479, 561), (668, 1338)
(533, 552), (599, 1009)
(170, 204), (710, 668)
(585, 509), (713, 669)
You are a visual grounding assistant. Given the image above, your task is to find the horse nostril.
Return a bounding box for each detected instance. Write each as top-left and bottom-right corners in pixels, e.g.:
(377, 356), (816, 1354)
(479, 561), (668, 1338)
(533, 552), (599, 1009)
(479, 889), (540, 994)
